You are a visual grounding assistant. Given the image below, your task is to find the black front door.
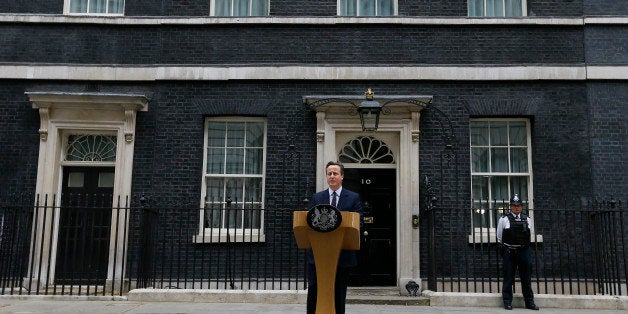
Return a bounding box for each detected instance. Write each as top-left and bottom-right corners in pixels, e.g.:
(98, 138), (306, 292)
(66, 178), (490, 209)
(56, 167), (114, 284)
(344, 168), (396, 286)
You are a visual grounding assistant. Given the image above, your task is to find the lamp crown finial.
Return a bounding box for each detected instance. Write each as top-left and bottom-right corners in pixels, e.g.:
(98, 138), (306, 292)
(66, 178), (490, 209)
(365, 88), (374, 100)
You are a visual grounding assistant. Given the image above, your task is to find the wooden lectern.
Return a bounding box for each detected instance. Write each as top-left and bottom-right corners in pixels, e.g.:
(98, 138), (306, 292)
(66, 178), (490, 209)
(293, 209), (361, 314)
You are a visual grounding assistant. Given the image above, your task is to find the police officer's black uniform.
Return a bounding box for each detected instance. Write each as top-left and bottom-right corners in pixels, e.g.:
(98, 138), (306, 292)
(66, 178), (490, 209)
(497, 194), (539, 311)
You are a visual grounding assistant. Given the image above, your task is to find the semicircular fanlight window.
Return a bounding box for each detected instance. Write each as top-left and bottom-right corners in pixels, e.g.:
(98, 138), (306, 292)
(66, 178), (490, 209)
(338, 136), (395, 164)
(66, 135), (117, 162)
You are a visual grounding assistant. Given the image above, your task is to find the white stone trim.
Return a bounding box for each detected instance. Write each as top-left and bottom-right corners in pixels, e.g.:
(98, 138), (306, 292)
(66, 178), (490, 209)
(587, 66), (628, 80)
(0, 14), (586, 25)
(584, 17), (628, 25)
(25, 92), (148, 290)
(311, 100), (424, 292)
(0, 64), (608, 80)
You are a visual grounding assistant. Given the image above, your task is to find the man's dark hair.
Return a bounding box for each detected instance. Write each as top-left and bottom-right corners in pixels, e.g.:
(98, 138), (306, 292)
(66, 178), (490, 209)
(326, 161), (345, 175)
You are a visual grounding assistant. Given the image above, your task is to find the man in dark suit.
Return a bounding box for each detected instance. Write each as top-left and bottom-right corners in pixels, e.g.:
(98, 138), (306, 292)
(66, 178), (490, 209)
(307, 161), (363, 314)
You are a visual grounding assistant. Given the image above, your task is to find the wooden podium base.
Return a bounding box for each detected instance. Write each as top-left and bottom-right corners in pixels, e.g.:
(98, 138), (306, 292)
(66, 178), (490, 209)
(294, 211), (360, 314)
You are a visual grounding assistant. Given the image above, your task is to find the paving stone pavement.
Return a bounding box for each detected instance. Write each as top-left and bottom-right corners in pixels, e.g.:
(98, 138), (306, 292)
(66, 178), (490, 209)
(0, 298), (626, 314)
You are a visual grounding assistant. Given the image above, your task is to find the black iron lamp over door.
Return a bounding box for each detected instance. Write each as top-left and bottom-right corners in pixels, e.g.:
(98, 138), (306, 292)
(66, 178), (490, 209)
(357, 88), (383, 131)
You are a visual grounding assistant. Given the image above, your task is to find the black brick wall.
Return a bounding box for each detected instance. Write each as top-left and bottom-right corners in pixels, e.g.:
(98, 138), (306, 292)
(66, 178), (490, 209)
(126, 0), (210, 16)
(0, 1), (62, 14)
(399, 0), (468, 16)
(0, 24), (583, 65)
(584, 0), (628, 16)
(0, 82), (39, 195)
(585, 26), (628, 64)
(587, 82), (628, 201)
(527, 0), (583, 16)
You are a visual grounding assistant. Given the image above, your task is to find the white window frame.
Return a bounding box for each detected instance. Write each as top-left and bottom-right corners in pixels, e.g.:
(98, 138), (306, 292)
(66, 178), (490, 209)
(337, 0), (398, 16)
(64, 0), (125, 15)
(468, 118), (540, 243)
(196, 117), (267, 243)
(468, 0), (527, 17)
(210, 0), (270, 17)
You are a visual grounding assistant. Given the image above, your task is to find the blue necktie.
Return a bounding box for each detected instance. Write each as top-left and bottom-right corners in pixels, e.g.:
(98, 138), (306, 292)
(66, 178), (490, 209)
(331, 191), (337, 207)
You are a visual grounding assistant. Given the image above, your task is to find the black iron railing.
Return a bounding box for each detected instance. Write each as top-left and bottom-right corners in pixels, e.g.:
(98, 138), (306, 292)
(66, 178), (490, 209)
(1, 193), (625, 296)
(132, 199), (305, 291)
(422, 199), (626, 296)
(0, 193), (306, 296)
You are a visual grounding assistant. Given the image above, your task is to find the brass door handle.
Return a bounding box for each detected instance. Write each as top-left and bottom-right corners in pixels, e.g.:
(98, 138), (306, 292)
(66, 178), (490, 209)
(363, 231), (369, 237)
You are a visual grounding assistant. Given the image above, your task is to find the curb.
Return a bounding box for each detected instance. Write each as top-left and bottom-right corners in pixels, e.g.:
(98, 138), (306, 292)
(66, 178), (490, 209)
(422, 290), (628, 310)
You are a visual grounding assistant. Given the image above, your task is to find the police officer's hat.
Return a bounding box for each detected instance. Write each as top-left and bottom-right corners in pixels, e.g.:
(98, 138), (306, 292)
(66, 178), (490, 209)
(510, 194), (523, 206)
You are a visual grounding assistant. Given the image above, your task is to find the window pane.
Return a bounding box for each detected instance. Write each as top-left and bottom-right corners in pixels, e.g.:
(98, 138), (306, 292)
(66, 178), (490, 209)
(469, 0), (522, 17)
(70, 0), (88, 13)
(98, 172), (115, 188)
(245, 148), (263, 174)
(490, 176), (509, 201)
(246, 122), (264, 147)
(340, 0), (357, 15)
(208, 122), (226, 147)
(473, 207), (491, 228)
(245, 177), (262, 203)
(227, 122), (245, 147)
(108, 0), (123, 13)
(89, 0), (107, 13)
(215, 0), (231, 16)
(66, 135), (117, 162)
(378, 0), (394, 16)
(491, 147), (508, 172)
(472, 175), (489, 200)
(490, 121), (508, 146)
(509, 121), (527, 146)
(225, 207), (242, 228)
(226, 177), (244, 204)
(510, 176), (528, 201)
(360, 0), (376, 16)
(226, 148), (244, 174)
(244, 209), (261, 228)
(470, 121), (489, 146)
(472, 147), (489, 172)
(510, 148), (528, 172)
(233, 0), (249, 16)
(250, 0), (268, 15)
(205, 207), (222, 228)
(207, 148), (225, 174)
(206, 178), (224, 203)
(468, 0), (484, 17)
(505, 0), (522, 16)
(486, 0), (503, 17)
(68, 172), (85, 187)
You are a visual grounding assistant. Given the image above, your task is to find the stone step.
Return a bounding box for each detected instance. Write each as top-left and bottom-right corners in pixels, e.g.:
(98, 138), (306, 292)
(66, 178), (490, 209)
(347, 287), (401, 296)
(346, 295), (430, 306)
(346, 287), (429, 306)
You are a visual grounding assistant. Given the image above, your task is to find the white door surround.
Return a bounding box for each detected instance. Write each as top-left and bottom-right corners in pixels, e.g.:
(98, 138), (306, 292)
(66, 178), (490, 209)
(305, 93), (432, 293)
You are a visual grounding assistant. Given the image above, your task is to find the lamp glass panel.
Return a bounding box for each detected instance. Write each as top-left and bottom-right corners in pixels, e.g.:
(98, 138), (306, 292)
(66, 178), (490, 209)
(360, 109), (379, 130)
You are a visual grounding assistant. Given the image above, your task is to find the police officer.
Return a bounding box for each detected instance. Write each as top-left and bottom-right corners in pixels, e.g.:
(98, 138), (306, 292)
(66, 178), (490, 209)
(496, 194), (539, 311)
